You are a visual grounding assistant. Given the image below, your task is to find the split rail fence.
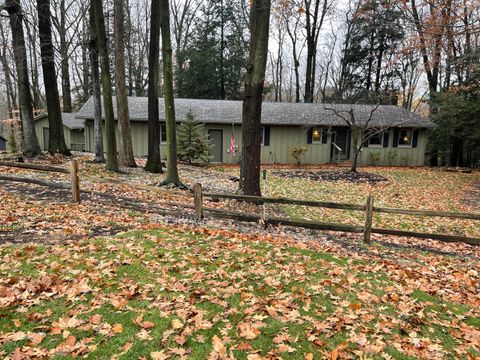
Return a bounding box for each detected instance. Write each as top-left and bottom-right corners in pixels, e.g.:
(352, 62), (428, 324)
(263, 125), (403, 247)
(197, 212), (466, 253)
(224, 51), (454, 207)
(0, 160), (80, 203)
(192, 183), (480, 246)
(0, 161), (479, 247)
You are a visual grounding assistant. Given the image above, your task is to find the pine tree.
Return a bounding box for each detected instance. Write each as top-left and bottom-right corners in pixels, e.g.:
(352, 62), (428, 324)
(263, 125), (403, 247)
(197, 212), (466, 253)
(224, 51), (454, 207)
(177, 112), (212, 164)
(176, 0), (248, 100)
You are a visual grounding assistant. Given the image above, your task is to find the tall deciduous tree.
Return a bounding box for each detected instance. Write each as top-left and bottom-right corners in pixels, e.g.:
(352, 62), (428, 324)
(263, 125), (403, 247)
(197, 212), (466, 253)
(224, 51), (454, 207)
(145, 0), (163, 173)
(303, 0), (330, 103)
(91, 0), (118, 171)
(114, 0), (136, 167)
(37, 0), (70, 155)
(3, 0), (41, 157)
(159, 0), (182, 186)
(279, 1), (303, 103)
(89, 1), (104, 163)
(239, 0), (271, 196)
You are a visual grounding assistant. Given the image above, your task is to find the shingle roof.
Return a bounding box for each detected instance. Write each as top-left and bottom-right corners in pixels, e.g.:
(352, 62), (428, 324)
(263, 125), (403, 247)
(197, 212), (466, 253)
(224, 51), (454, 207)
(35, 113), (84, 130)
(76, 97), (435, 128)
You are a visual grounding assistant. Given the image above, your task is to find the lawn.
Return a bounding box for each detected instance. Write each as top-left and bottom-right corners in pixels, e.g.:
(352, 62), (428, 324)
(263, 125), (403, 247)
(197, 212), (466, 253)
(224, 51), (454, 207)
(0, 227), (479, 359)
(265, 167), (480, 238)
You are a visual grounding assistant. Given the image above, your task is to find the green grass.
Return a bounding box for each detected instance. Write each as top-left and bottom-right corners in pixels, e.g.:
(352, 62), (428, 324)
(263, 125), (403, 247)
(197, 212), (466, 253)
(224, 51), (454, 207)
(267, 167), (480, 238)
(0, 228), (479, 359)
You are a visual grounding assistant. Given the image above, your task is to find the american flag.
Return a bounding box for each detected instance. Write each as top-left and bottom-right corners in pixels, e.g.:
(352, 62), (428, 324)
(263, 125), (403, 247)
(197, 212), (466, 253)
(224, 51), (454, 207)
(230, 132), (236, 157)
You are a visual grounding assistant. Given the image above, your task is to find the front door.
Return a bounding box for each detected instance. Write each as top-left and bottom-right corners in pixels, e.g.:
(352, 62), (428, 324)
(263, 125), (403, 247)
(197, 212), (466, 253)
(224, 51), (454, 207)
(330, 128), (350, 161)
(208, 129), (223, 162)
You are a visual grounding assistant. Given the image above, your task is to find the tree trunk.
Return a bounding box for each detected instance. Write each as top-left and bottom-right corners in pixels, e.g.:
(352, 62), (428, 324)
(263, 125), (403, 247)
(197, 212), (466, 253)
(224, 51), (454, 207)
(350, 128), (360, 173)
(82, 18), (90, 105)
(89, 2), (104, 163)
(24, 20), (43, 110)
(239, 0), (271, 196)
(219, 0), (225, 100)
(91, 0), (118, 172)
(145, 0), (163, 173)
(126, 0), (134, 97)
(159, 0), (181, 185)
(303, 0), (326, 103)
(5, 0), (41, 157)
(114, 0), (136, 167)
(284, 16), (301, 103)
(59, 0), (72, 113)
(0, 23), (16, 114)
(37, 0), (70, 155)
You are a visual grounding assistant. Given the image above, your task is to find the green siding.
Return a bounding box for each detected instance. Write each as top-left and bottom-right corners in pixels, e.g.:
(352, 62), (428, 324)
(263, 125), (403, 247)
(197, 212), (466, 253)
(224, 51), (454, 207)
(34, 116), (85, 151)
(34, 117), (73, 150)
(84, 120), (427, 166)
(358, 129), (426, 166)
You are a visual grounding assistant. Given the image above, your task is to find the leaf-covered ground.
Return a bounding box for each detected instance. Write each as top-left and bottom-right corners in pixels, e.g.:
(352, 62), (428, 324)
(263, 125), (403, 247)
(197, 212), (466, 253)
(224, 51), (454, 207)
(1, 156), (480, 358)
(0, 226), (479, 359)
(267, 167), (480, 238)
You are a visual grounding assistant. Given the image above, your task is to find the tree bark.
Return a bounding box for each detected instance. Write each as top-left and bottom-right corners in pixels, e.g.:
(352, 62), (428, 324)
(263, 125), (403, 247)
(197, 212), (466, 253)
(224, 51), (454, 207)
(0, 23), (16, 115)
(5, 0), (41, 157)
(145, 0), (163, 173)
(114, 0), (136, 167)
(58, 0), (72, 113)
(89, 1), (104, 163)
(91, 0), (118, 172)
(159, 0), (181, 185)
(284, 13), (301, 103)
(24, 19), (43, 110)
(239, 0), (271, 196)
(37, 0), (70, 155)
(303, 0), (327, 103)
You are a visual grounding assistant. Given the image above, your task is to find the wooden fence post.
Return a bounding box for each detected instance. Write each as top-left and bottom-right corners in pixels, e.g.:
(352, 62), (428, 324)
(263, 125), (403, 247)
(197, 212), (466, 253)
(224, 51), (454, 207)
(193, 183), (203, 219)
(71, 160), (80, 203)
(363, 195), (374, 244)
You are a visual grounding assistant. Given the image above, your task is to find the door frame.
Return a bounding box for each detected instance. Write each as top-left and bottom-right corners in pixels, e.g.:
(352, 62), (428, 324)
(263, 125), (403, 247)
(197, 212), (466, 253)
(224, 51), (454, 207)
(208, 129), (223, 163)
(330, 127), (351, 161)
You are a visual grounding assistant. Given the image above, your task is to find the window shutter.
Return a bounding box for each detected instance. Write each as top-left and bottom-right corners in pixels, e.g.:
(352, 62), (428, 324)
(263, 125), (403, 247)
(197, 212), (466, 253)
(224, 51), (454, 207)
(264, 126), (270, 146)
(412, 129), (419, 148)
(383, 131), (389, 148)
(393, 128), (399, 148)
(321, 129), (328, 144)
(363, 130), (369, 148)
(307, 128), (313, 144)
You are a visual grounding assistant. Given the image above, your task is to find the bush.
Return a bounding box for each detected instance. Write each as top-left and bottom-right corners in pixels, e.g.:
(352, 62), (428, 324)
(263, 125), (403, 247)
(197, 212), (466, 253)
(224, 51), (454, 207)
(290, 146), (308, 165)
(386, 150), (397, 166)
(177, 111), (212, 164)
(369, 151), (381, 166)
(400, 154), (409, 166)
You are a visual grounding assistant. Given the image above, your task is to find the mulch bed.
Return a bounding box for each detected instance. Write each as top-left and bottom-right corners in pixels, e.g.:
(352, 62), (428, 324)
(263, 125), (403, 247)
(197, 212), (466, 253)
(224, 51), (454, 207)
(272, 170), (389, 184)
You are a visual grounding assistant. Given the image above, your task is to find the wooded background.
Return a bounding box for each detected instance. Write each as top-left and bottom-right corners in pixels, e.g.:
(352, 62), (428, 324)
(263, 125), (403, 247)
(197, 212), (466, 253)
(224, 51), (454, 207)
(0, 0), (479, 167)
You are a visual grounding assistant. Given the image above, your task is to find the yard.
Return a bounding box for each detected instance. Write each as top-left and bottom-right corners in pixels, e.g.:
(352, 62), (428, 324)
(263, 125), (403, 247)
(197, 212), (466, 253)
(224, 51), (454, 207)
(0, 156), (479, 359)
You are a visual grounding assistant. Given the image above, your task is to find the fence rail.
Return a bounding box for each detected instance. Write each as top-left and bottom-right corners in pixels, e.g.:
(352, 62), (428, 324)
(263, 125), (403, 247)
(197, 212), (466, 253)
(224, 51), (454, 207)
(0, 160), (80, 203)
(196, 184), (480, 246)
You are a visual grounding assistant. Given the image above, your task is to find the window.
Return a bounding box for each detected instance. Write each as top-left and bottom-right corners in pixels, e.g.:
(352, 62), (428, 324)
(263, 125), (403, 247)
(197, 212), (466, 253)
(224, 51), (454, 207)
(260, 126), (270, 146)
(308, 127), (327, 144)
(161, 124), (167, 143)
(368, 131), (383, 146)
(398, 129), (412, 146)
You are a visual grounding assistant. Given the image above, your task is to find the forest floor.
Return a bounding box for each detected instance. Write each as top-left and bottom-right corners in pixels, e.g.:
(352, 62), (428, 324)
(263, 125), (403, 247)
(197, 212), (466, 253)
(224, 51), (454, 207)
(0, 154), (479, 359)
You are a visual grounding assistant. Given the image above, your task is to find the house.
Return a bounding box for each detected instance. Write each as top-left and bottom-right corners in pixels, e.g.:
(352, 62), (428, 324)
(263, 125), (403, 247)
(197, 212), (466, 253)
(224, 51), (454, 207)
(76, 97), (435, 166)
(35, 113), (85, 151)
(0, 135), (6, 152)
